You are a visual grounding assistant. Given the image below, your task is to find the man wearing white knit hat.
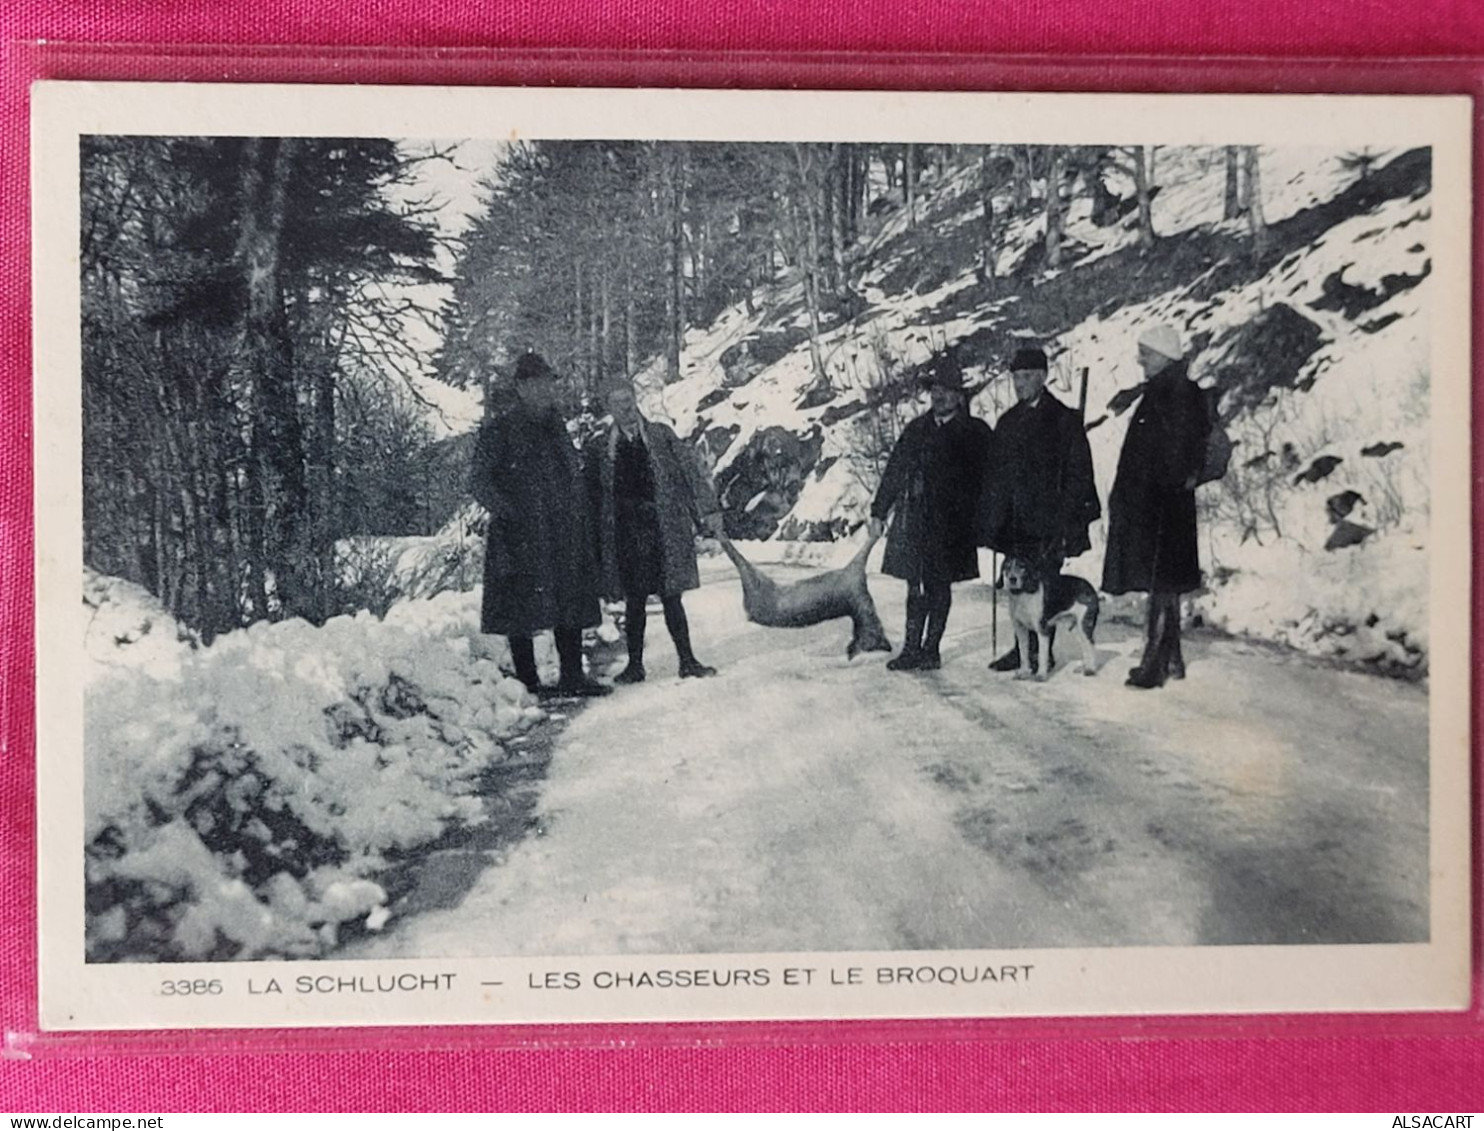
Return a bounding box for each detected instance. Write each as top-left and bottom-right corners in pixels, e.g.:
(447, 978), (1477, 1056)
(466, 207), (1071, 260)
(1137, 324), (1183, 365)
(1102, 324), (1210, 689)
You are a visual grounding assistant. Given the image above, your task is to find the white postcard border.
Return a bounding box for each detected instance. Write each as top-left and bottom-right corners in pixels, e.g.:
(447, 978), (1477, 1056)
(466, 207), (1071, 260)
(32, 81), (1474, 1031)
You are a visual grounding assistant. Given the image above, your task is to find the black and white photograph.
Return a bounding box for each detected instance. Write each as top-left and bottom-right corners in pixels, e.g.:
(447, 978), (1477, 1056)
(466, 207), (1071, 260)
(34, 84), (1471, 1029)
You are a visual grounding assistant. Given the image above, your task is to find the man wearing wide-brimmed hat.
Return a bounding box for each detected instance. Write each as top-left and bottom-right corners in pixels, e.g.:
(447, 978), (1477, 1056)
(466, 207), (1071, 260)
(868, 351), (994, 671)
(469, 350), (610, 698)
(1102, 324), (1209, 690)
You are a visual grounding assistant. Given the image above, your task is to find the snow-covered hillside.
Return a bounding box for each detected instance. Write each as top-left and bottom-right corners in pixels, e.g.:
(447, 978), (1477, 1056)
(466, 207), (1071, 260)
(640, 146), (1433, 674)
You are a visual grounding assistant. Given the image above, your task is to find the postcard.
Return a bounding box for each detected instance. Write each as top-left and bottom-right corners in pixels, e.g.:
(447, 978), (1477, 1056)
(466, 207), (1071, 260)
(32, 81), (1471, 1029)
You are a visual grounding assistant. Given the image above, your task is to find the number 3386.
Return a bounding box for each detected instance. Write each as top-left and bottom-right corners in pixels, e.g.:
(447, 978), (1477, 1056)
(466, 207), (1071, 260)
(159, 979), (223, 996)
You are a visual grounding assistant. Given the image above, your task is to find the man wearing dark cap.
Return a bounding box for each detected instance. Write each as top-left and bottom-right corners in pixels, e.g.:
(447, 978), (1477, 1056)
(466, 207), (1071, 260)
(868, 351), (993, 671)
(469, 351), (610, 698)
(977, 345), (1101, 673)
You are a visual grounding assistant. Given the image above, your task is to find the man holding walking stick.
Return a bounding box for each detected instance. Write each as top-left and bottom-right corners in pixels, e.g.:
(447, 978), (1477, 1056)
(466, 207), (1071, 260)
(977, 346), (1101, 674)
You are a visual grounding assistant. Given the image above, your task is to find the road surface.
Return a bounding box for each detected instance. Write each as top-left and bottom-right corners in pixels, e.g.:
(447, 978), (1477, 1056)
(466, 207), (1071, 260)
(351, 557), (1430, 958)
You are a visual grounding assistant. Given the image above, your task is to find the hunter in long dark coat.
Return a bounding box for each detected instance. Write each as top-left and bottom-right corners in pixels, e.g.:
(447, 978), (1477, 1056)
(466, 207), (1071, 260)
(1101, 359), (1206, 596)
(876, 410), (992, 584)
(586, 382), (723, 682)
(870, 354), (993, 671)
(977, 345), (1102, 672)
(470, 352), (606, 697)
(978, 371), (1101, 564)
(1101, 327), (1209, 689)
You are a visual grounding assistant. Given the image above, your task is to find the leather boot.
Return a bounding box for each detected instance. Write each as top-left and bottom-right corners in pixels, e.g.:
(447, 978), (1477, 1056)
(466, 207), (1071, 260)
(508, 635), (542, 694)
(887, 594), (927, 671)
(550, 627), (613, 698)
(613, 662), (647, 684)
(1161, 595), (1186, 680)
(918, 587), (952, 670)
(1126, 595), (1169, 689)
(988, 642), (1023, 672)
(615, 595), (646, 683)
(678, 658), (718, 679)
(918, 624), (944, 670)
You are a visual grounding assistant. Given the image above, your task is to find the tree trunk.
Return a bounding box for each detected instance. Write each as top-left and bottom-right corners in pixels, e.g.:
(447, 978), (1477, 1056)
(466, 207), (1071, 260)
(624, 245), (638, 379)
(903, 142), (917, 226)
(209, 380), (240, 635)
(1132, 145), (1156, 251)
(1244, 146), (1268, 260)
(790, 145), (829, 385)
(600, 253), (613, 385)
(1012, 147), (1031, 213)
(663, 146), (683, 384)
(695, 219), (707, 302)
(978, 146), (998, 284)
(1045, 148), (1066, 269)
(313, 332), (336, 622)
(235, 137), (300, 620)
(588, 258), (601, 396)
(182, 354), (222, 638)
(848, 145), (860, 241)
(148, 465), (166, 605)
(820, 150), (838, 295)
(1224, 145), (1242, 219)
(827, 144), (849, 296)
(572, 257), (585, 384)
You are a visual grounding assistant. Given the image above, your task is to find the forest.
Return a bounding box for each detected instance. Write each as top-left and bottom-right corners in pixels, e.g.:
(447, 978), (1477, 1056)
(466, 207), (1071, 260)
(439, 141), (1270, 402)
(82, 138), (1275, 638)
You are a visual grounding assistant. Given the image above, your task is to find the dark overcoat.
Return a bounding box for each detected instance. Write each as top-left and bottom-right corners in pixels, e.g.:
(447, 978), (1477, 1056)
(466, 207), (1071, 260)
(1101, 360), (1208, 595)
(586, 418), (720, 601)
(871, 410), (994, 585)
(470, 401), (601, 636)
(977, 391), (1101, 562)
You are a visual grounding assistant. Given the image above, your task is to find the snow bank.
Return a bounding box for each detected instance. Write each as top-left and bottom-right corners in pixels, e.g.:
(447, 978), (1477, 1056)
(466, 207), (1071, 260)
(85, 578), (549, 962)
(1195, 525), (1428, 673)
(84, 570), (199, 679)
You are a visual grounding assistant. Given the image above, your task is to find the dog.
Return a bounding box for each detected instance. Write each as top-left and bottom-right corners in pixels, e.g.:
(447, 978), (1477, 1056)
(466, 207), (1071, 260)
(1000, 556), (1100, 681)
(718, 532), (892, 659)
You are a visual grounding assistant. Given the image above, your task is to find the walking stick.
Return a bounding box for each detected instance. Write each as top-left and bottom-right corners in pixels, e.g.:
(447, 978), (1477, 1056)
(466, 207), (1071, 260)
(991, 550), (999, 658)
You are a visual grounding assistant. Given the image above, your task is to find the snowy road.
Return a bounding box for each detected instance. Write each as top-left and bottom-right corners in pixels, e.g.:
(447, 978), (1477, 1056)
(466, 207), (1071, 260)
(351, 557), (1429, 959)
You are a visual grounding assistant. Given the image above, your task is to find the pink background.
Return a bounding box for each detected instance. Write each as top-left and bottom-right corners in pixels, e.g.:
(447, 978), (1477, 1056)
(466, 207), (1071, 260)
(3, 1), (1482, 1112)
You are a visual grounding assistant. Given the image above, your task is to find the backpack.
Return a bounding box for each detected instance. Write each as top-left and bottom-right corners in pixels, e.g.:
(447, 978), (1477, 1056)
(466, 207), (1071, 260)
(1196, 385), (1233, 486)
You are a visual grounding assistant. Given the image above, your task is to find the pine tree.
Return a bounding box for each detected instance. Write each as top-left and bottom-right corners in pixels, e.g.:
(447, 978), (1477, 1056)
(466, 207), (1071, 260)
(81, 136), (440, 633)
